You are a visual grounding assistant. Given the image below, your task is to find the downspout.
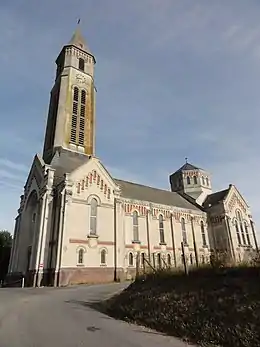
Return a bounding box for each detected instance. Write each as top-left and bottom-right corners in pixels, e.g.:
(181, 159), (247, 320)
(113, 198), (117, 282)
(56, 189), (66, 287)
(170, 213), (177, 267)
(191, 215), (199, 267)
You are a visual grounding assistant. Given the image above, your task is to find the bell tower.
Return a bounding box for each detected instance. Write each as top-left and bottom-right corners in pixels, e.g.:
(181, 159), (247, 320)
(43, 25), (96, 164)
(170, 161), (213, 205)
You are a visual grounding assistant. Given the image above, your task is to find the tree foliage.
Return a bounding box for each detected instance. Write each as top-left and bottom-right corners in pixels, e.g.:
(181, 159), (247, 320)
(0, 230), (12, 248)
(0, 230), (12, 281)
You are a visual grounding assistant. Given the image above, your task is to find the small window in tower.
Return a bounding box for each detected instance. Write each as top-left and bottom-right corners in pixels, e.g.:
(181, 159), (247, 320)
(187, 176), (191, 185)
(202, 176), (205, 185)
(206, 177), (209, 186)
(193, 176), (197, 184)
(79, 58), (85, 71)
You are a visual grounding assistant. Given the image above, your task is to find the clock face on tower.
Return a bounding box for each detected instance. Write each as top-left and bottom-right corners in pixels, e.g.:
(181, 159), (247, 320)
(75, 73), (88, 86)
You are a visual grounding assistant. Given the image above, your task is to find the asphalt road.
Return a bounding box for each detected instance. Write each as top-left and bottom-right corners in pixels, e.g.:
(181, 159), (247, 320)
(0, 283), (192, 347)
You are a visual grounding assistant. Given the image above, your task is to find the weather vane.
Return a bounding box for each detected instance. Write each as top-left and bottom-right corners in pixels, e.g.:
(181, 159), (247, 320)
(185, 157), (188, 163)
(77, 18), (81, 25)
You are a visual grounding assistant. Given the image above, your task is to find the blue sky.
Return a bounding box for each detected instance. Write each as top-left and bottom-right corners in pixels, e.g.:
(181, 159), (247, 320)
(1, 0), (260, 233)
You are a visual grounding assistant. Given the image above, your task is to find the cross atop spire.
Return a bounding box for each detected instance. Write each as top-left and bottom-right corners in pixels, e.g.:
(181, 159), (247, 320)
(185, 157), (188, 164)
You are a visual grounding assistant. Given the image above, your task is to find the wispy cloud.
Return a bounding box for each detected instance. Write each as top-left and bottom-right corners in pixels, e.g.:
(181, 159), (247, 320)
(0, 158), (28, 172)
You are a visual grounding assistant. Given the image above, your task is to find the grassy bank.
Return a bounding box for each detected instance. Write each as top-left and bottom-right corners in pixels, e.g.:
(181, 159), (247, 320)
(104, 267), (260, 347)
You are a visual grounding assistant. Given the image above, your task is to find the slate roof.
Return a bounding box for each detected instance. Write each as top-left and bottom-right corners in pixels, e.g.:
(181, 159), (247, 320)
(67, 28), (95, 59)
(114, 179), (201, 211)
(178, 162), (200, 171)
(170, 162), (201, 176)
(203, 187), (230, 208)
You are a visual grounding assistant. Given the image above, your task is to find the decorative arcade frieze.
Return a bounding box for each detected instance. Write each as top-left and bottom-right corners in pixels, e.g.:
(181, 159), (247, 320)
(123, 200), (205, 222)
(76, 169), (112, 200)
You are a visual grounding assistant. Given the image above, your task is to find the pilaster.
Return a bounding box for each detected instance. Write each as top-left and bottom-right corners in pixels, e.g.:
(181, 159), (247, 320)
(54, 173), (73, 287)
(12, 214), (22, 272)
(225, 215), (235, 261)
(34, 168), (55, 287)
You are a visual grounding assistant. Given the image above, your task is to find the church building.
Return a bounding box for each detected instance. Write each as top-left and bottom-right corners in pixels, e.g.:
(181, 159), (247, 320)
(7, 28), (259, 287)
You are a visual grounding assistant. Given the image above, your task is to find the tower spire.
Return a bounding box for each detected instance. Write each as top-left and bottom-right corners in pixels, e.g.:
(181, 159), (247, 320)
(67, 23), (94, 58)
(43, 27), (96, 164)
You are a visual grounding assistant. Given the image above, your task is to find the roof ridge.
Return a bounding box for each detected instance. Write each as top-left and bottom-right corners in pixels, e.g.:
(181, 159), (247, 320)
(113, 178), (173, 194)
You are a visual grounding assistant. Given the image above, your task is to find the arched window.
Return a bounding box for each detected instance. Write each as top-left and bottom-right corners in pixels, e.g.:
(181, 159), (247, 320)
(159, 215), (165, 244)
(200, 221), (207, 246)
(190, 253), (193, 265)
(206, 177), (209, 186)
(133, 211), (139, 241)
(201, 255), (205, 264)
(193, 176), (197, 184)
(181, 218), (188, 245)
(236, 211), (246, 245)
(167, 254), (171, 266)
(73, 86), (79, 101)
(244, 222), (251, 245)
(201, 176), (205, 185)
(100, 249), (106, 265)
(70, 86), (87, 146)
(90, 198), (98, 235)
(157, 253), (161, 268)
(70, 87), (79, 143)
(78, 249), (84, 264)
(78, 90), (86, 146)
(235, 220), (241, 245)
(129, 252), (134, 266)
(240, 225), (246, 245)
(78, 58), (85, 71)
(187, 176), (191, 185)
